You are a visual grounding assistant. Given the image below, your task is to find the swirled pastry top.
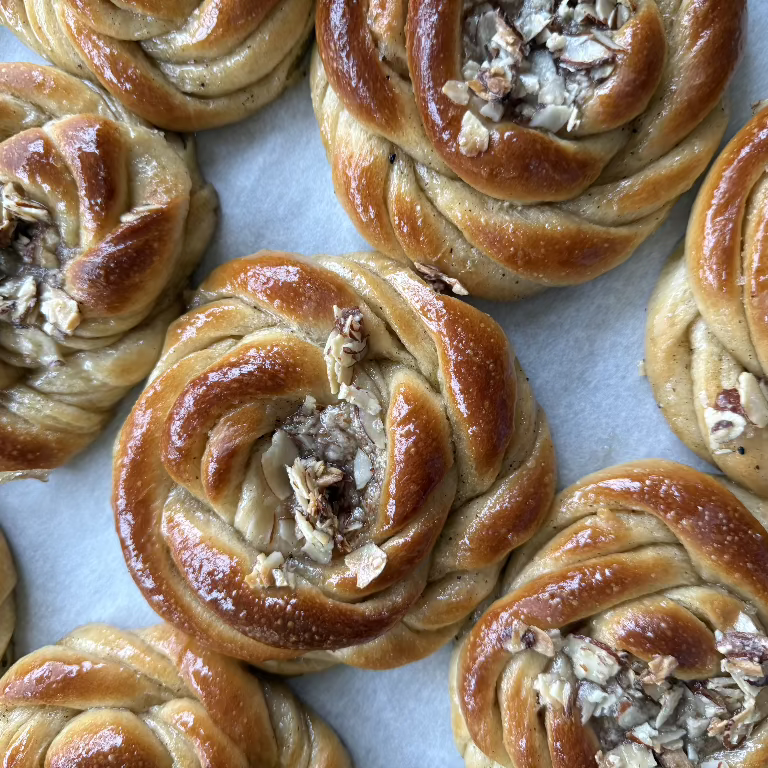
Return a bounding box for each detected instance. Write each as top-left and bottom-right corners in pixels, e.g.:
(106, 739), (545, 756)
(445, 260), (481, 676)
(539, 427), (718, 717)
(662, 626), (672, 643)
(647, 104), (768, 499)
(0, 63), (217, 477)
(113, 250), (556, 670)
(0, 0), (315, 131)
(452, 460), (768, 768)
(311, 0), (745, 299)
(0, 623), (351, 767)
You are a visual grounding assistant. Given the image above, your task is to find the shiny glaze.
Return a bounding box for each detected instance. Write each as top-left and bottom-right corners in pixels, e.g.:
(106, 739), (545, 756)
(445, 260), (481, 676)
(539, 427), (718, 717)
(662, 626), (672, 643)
(114, 251), (556, 668)
(455, 460), (768, 765)
(0, 64), (217, 474)
(311, 0), (744, 298)
(0, 623), (351, 768)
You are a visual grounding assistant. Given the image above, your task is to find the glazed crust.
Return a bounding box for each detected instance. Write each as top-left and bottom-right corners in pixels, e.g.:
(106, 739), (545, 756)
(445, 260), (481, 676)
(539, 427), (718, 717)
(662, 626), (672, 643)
(0, 63), (217, 477)
(311, 0), (744, 300)
(451, 460), (768, 767)
(646, 105), (768, 497)
(0, 0), (314, 131)
(113, 250), (556, 669)
(0, 623), (351, 768)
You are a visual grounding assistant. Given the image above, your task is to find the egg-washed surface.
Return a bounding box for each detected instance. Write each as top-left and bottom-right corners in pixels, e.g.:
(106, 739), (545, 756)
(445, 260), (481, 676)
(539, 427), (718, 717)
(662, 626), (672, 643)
(113, 250), (556, 670)
(312, 0), (744, 299)
(0, 63), (217, 478)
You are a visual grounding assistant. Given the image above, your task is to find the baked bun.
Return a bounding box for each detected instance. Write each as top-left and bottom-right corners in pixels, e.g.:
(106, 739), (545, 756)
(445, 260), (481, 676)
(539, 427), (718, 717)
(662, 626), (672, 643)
(647, 104), (768, 499)
(451, 460), (768, 768)
(113, 250), (555, 670)
(0, 622), (350, 767)
(311, 0), (745, 300)
(0, 63), (217, 479)
(0, 0), (314, 131)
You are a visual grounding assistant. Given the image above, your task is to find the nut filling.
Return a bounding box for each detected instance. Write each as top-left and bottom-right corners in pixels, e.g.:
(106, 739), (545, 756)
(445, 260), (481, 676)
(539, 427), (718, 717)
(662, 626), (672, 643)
(0, 183), (81, 348)
(703, 372), (768, 455)
(447, 0), (635, 154)
(511, 615), (768, 767)
(247, 307), (388, 588)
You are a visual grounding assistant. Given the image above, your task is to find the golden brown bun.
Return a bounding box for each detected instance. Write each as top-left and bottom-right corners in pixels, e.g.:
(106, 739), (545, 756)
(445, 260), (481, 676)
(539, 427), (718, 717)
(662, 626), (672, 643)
(0, 0), (314, 131)
(451, 460), (768, 767)
(113, 250), (556, 669)
(0, 622), (351, 767)
(647, 105), (768, 498)
(0, 63), (217, 478)
(311, 0), (744, 300)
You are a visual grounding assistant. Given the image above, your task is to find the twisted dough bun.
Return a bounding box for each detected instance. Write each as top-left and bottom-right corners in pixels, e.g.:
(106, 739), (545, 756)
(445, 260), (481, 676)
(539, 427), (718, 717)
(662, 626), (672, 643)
(311, 0), (745, 300)
(113, 250), (555, 670)
(0, 623), (350, 767)
(0, 63), (217, 479)
(647, 105), (768, 500)
(0, 0), (314, 132)
(451, 460), (768, 768)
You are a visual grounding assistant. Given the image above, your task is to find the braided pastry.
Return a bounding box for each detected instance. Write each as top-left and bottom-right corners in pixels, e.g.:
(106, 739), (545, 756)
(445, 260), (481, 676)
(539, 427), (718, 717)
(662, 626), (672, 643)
(311, 0), (744, 300)
(451, 460), (768, 768)
(0, 622), (350, 767)
(647, 105), (768, 500)
(0, 0), (314, 132)
(113, 250), (555, 670)
(0, 63), (217, 479)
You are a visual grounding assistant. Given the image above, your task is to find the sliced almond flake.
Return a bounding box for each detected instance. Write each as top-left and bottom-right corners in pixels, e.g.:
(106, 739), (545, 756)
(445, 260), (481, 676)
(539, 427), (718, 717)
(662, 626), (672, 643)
(656, 685), (684, 728)
(564, 635), (621, 685)
(353, 448), (373, 490)
(273, 567), (296, 588)
(590, 27), (625, 51)
(546, 32), (567, 52)
(595, 0), (617, 23)
(2, 183), (51, 224)
(0, 275), (37, 323)
(738, 372), (768, 428)
(616, 1), (631, 26)
(704, 407), (747, 448)
(261, 430), (299, 500)
(295, 510), (333, 564)
(324, 306), (368, 395)
(566, 106), (581, 132)
(592, 62), (616, 81)
(643, 654), (679, 684)
(596, 744), (656, 768)
(413, 262), (470, 295)
(339, 382), (381, 416)
(559, 35), (614, 69)
(530, 104), (574, 132)
(442, 79), (470, 105)
(458, 110), (490, 156)
(515, 10), (552, 43)
(502, 619), (531, 653)
(245, 551), (285, 588)
(344, 541), (387, 588)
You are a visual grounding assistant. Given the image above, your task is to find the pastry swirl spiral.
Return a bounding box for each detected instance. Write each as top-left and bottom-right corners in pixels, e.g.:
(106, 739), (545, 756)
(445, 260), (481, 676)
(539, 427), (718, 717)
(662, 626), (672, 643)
(113, 250), (555, 670)
(647, 104), (768, 499)
(0, 0), (314, 131)
(0, 63), (217, 478)
(452, 461), (768, 768)
(311, 0), (745, 300)
(0, 623), (350, 767)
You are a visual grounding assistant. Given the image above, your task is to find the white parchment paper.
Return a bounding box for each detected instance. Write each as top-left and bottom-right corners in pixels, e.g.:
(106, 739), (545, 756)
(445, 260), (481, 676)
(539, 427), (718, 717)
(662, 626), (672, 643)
(0, 13), (765, 765)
